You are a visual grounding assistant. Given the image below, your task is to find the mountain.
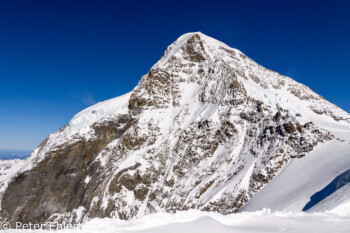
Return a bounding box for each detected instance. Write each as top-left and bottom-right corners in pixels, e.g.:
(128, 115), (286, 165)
(1, 32), (349, 225)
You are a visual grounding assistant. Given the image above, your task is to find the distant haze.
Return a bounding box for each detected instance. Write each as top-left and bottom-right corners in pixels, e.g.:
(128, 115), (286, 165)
(0, 150), (31, 160)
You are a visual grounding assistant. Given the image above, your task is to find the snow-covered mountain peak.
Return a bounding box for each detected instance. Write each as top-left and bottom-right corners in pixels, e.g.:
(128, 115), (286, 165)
(66, 32), (349, 138)
(1, 33), (349, 225)
(138, 32), (349, 127)
(156, 32), (240, 65)
(155, 32), (242, 67)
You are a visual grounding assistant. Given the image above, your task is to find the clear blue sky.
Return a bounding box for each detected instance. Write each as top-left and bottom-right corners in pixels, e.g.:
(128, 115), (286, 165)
(0, 0), (349, 151)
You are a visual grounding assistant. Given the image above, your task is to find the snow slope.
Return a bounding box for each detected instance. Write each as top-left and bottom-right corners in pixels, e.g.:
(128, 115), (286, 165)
(69, 92), (132, 135)
(242, 140), (350, 211)
(307, 182), (350, 215)
(2, 210), (350, 233)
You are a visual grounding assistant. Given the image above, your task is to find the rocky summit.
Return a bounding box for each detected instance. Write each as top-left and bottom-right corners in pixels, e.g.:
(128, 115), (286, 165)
(1, 32), (350, 225)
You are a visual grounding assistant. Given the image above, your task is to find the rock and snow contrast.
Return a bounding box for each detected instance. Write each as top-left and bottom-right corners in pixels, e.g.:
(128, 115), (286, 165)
(1, 32), (350, 232)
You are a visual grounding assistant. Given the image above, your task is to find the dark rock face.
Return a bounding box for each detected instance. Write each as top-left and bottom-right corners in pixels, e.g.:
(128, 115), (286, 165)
(1, 115), (135, 224)
(183, 34), (206, 62)
(129, 68), (172, 111)
(0, 33), (345, 225)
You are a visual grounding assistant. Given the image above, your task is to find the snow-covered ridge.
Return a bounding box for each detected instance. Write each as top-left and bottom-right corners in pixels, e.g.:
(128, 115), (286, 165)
(0, 159), (25, 181)
(68, 92), (132, 135)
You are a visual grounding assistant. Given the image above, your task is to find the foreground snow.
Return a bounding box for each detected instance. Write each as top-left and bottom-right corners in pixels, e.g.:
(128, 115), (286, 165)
(3, 210), (350, 233)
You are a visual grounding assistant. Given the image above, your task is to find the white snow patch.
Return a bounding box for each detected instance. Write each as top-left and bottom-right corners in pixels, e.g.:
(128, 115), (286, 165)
(68, 92), (131, 135)
(84, 176), (91, 184)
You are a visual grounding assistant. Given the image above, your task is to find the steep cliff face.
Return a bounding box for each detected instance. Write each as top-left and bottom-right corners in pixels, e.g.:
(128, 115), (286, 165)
(0, 32), (349, 224)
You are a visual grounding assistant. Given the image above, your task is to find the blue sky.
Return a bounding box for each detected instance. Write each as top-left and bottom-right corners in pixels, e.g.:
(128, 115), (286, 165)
(0, 0), (349, 151)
